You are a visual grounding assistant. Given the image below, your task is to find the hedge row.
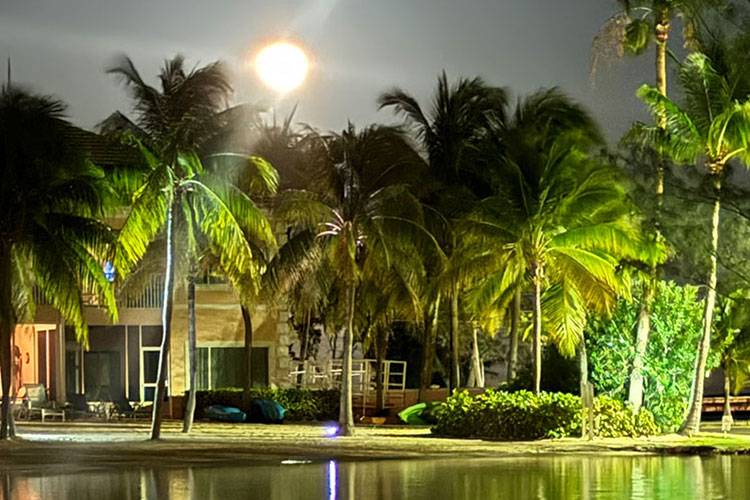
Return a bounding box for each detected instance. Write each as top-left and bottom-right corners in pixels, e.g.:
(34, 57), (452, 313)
(193, 388), (339, 421)
(431, 389), (659, 440)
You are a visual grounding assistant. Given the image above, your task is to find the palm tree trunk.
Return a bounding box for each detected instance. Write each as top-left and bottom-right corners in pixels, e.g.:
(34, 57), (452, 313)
(579, 341), (594, 440)
(532, 265), (543, 395)
(242, 305), (253, 390)
(0, 242), (14, 440)
(338, 283), (356, 436)
(655, 7), (669, 98)
(681, 173), (722, 435)
(297, 310), (311, 387)
(375, 327), (388, 412)
(507, 289), (521, 381)
(150, 199), (178, 440)
(8, 329), (15, 439)
(449, 283), (460, 391)
(722, 358), (733, 433)
(330, 327), (338, 359)
(579, 340), (589, 398)
(628, 282), (654, 412)
(628, 8), (670, 415)
(419, 293), (440, 400)
(182, 271), (197, 434)
(469, 326), (484, 388)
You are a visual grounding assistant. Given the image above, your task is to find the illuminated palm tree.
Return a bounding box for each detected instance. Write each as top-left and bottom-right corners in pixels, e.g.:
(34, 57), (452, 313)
(378, 72), (506, 391)
(270, 124), (426, 435)
(108, 55), (276, 439)
(593, 0), (724, 411)
(0, 85), (117, 439)
(633, 52), (750, 433)
(462, 89), (658, 394)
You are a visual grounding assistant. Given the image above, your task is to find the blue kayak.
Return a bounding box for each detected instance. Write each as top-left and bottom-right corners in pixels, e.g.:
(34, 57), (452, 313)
(248, 399), (286, 424)
(204, 405), (247, 423)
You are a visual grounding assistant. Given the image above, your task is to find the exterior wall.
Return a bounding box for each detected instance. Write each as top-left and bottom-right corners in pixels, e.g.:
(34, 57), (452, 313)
(32, 282), (292, 404)
(169, 284), (292, 393)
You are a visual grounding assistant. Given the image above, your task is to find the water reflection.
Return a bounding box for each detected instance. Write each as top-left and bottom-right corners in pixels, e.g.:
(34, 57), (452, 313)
(1, 455), (749, 500)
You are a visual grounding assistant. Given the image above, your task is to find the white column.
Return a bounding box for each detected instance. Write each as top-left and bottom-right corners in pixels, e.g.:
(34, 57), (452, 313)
(56, 319), (66, 404)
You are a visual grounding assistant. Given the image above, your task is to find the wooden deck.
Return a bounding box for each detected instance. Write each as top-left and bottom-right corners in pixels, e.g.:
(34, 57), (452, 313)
(702, 396), (750, 414)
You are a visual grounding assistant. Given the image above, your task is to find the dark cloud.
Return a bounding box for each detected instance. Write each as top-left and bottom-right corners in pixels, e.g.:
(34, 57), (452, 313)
(0, 0), (652, 141)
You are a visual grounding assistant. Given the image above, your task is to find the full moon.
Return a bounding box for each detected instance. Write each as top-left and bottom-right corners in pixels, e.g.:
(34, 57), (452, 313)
(254, 42), (309, 93)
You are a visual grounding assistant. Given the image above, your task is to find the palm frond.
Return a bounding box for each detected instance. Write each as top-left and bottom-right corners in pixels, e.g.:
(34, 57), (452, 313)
(542, 280), (587, 358)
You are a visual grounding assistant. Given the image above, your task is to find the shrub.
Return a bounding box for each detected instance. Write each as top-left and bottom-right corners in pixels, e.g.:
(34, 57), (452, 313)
(586, 280), (703, 431)
(431, 389), (658, 440)
(193, 388), (339, 422)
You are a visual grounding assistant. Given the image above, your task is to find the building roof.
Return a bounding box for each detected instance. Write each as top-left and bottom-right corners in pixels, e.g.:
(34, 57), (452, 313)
(63, 122), (139, 168)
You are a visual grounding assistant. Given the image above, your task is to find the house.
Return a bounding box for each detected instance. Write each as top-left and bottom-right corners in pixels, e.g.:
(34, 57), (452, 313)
(7, 126), (293, 412)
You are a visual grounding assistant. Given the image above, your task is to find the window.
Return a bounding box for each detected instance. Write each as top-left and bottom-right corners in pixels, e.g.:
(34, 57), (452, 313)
(194, 347), (268, 390)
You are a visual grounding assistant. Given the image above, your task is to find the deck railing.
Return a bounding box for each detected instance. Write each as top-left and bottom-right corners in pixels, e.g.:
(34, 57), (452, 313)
(289, 359), (408, 409)
(124, 274), (164, 309)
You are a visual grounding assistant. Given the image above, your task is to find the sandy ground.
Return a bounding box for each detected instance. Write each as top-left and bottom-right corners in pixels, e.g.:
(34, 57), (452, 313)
(1, 420), (749, 472)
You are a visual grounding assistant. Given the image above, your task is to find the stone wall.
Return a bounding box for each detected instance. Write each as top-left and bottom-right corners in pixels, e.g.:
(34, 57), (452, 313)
(168, 284), (292, 392)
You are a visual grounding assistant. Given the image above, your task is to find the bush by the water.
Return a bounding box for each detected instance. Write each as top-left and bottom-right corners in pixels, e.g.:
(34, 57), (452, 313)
(431, 389), (659, 440)
(193, 388), (339, 421)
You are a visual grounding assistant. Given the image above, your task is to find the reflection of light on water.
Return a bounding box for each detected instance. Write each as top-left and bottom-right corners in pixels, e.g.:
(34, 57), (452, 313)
(328, 460), (337, 500)
(281, 460), (312, 465)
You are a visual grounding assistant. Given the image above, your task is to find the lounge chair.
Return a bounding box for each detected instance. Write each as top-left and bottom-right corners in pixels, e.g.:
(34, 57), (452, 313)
(114, 398), (150, 419)
(20, 384), (65, 422)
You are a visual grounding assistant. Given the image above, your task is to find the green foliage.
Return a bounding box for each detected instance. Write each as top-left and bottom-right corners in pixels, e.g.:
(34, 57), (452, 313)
(624, 18), (652, 55)
(458, 87), (664, 368)
(0, 85), (117, 344)
(711, 292), (750, 393)
(507, 347), (580, 394)
(194, 388), (339, 421)
(586, 281), (703, 431)
(431, 389), (658, 440)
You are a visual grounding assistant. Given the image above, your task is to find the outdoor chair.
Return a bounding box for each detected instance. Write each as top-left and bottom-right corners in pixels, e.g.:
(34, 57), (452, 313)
(114, 398), (150, 419)
(20, 384), (65, 422)
(68, 393), (97, 420)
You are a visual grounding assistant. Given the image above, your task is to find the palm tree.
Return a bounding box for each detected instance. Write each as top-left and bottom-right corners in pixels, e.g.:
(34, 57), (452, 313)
(0, 85), (117, 439)
(712, 293), (750, 432)
(378, 72), (506, 391)
(109, 55), (276, 439)
(356, 239), (425, 410)
(462, 89), (658, 394)
(270, 124), (426, 435)
(633, 51), (750, 433)
(593, 0), (723, 412)
(593, 1), (724, 92)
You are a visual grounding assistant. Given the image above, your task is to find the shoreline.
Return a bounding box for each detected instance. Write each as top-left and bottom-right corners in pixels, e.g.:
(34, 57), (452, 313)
(2, 421), (750, 472)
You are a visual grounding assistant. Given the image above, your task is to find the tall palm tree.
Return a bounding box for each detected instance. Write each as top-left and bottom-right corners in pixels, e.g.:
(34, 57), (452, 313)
(593, 1), (723, 93)
(633, 51), (750, 433)
(462, 89), (658, 394)
(0, 85), (117, 439)
(270, 124), (426, 435)
(109, 55), (276, 440)
(378, 72), (506, 391)
(593, 0), (723, 411)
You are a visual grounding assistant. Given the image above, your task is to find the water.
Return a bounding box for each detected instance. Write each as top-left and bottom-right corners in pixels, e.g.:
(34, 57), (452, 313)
(2, 454), (749, 499)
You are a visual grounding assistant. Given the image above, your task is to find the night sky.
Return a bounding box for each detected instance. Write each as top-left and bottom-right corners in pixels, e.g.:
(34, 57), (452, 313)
(0, 0), (656, 142)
